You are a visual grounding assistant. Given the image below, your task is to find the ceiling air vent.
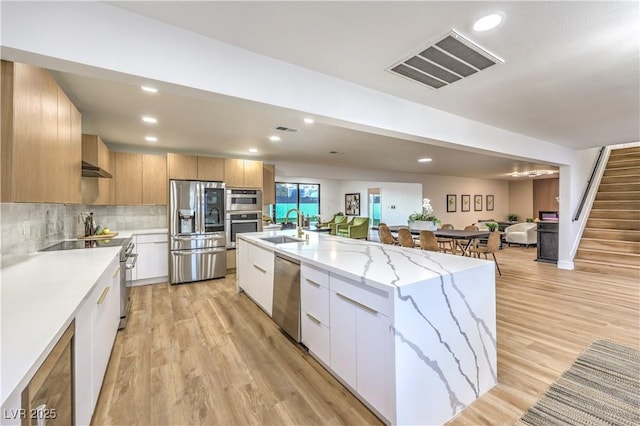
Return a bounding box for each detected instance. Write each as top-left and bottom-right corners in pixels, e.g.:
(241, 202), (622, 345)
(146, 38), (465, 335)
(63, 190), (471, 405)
(389, 30), (504, 89)
(275, 126), (299, 133)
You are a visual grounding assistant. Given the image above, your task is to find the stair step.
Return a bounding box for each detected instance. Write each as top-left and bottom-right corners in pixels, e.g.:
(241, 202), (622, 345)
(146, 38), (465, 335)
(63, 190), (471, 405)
(586, 218), (640, 231)
(575, 248), (640, 266)
(573, 259), (640, 279)
(600, 174), (640, 184)
(579, 238), (640, 254)
(588, 209), (640, 220)
(606, 157), (640, 169)
(597, 182), (640, 192)
(592, 200), (640, 211)
(582, 228), (640, 242)
(595, 191), (640, 201)
(610, 146), (640, 156)
(603, 166), (640, 177)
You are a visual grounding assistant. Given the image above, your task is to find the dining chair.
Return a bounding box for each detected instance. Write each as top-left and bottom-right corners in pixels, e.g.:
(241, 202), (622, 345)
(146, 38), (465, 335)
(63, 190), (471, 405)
(468, 231), (502, 275)
(419, 230), (442, 252)
(456, 225), (479, 256)
(437, 224), (455, 253)
(397, 228), (417, 248)
(378, 224), (397, 245)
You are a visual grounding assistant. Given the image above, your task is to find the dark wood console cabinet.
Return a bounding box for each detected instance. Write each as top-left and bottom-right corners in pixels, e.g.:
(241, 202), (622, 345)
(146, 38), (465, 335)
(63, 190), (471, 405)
(536, 221), (559, 263)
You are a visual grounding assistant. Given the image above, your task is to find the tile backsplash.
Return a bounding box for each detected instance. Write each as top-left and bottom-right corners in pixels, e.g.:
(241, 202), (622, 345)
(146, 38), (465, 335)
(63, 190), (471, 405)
(1, 203), (167, 264)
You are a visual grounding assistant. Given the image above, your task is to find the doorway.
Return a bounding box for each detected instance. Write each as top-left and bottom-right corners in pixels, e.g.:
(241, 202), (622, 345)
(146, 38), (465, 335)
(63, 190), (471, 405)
(368, 188), (381, 226)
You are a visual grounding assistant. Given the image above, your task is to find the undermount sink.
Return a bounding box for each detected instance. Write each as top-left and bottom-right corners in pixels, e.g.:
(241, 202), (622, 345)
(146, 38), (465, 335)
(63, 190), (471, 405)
(260, 235), (304, 244)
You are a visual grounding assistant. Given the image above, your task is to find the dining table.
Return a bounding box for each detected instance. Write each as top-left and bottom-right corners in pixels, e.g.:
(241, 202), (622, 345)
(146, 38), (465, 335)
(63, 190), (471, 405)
(386, 226), (491, 256)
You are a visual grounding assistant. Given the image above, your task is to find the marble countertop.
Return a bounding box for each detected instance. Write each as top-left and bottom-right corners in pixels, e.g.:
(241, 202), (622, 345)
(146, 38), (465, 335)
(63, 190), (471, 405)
(238, 229), (490, 290)
(0, 227), (167, 407)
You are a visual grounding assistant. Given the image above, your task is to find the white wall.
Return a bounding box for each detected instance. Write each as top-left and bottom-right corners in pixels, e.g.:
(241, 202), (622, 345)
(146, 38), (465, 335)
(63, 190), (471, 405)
(340, 181), (422, 225)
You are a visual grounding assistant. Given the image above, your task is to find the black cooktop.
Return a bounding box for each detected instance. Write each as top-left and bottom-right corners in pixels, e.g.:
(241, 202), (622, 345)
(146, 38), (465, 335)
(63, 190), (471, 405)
(41, 238), (129, 251)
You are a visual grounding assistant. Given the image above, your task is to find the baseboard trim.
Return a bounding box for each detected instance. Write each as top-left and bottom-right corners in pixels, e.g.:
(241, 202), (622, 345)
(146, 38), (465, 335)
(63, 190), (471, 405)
(132, 276), (168, 286)
(557, 260), (574, 270)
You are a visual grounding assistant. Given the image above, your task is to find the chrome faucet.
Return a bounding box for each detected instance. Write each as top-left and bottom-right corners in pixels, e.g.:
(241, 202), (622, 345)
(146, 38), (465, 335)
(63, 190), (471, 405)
(284, 208), (304, 238)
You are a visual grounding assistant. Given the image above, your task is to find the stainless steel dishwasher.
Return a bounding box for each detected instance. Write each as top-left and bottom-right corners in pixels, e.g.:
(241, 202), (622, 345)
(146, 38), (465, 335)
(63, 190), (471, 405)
(272, 253), (301, 342)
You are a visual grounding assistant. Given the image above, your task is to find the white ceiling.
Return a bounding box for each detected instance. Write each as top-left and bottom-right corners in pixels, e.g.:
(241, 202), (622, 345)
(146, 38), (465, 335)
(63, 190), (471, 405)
(49, 1), (640, 179)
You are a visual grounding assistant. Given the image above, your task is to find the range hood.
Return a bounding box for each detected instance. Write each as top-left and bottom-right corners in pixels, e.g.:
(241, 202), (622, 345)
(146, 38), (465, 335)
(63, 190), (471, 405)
(81, 161), (112, 178)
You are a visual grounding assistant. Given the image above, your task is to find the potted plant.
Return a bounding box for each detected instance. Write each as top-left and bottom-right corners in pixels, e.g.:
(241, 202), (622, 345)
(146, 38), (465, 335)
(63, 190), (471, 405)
(526, 217), (534, 223)
(506, 213), (519, 222)
(485, 222), (499, 232)
(408, 198), (441, 231)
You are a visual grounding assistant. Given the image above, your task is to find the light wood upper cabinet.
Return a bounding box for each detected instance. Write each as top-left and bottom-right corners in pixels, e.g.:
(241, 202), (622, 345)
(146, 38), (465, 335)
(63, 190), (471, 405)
(262, 164), (275, 205)
(224, 158), (263, 188)
(167, 153), (197, 180)
(142, 154), (167, 205)
(115, 152), (142, 205)
(69, 102), (82, 204)
(82, 134), (113, 205)
(197, 156), (225, 181)
(1, 61), (82, 203)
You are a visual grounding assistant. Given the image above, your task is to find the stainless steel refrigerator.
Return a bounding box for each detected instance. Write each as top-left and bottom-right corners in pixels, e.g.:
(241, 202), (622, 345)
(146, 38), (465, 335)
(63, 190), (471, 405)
(169, 180), (226, 284)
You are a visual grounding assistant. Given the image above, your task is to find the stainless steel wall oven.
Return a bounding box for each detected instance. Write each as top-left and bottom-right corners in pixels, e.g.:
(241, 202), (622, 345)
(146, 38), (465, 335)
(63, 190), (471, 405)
(225, 211), (262, 248)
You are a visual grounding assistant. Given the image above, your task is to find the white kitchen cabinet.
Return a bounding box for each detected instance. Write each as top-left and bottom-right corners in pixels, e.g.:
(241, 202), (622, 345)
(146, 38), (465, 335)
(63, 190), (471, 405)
(133, 233), (168, 285)
(329, 273), (392, 420)
(75, 256), (120, 426)
(300, 263), (331, 365)
(236, 239), (274, 316)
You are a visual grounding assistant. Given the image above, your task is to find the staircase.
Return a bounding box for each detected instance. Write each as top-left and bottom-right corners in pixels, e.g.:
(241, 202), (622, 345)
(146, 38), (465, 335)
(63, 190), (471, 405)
(574, 146), (640, 279)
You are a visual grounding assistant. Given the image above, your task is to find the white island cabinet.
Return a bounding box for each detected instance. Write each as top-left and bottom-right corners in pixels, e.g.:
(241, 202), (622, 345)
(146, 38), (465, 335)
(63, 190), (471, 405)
(237, 230), (497, 426)
(236, 238), (275, 316)
(75, 256), (121, 426)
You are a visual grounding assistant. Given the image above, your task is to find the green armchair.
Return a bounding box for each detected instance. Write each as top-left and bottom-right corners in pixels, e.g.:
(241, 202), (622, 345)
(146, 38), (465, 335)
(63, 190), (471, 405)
(320, 214), (344, 228)
(336, 217), (370, 240)
(329, 216), (349, 235)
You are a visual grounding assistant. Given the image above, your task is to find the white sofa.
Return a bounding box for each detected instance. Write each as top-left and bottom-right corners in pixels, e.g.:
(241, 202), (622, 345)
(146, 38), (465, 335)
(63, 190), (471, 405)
(504, 222), (537, 247)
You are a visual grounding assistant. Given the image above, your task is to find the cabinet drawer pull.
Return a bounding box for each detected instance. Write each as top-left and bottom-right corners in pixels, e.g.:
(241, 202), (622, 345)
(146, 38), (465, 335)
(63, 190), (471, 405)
(336, 292), (378, 315)
(305, 312), (321, 324)
(253, 264), (267, 274)
(97, 286), (110, 305)
(305, 278), (321, 287)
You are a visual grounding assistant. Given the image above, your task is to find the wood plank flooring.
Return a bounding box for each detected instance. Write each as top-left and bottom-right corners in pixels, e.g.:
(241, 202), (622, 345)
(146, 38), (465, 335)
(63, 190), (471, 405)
(93, 246), (639, 425)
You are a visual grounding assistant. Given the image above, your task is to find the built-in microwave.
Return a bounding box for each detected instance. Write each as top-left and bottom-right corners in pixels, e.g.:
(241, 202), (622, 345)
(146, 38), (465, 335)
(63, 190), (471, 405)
(226, 189), (262, 211)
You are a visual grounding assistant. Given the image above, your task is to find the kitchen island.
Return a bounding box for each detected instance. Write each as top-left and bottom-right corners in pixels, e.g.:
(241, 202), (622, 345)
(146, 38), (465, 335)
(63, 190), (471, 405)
(237, 230), (497, 425)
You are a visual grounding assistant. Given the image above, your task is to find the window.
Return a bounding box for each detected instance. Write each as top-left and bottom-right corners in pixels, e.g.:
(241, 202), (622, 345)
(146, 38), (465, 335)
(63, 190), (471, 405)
(273, 183), (320, 224)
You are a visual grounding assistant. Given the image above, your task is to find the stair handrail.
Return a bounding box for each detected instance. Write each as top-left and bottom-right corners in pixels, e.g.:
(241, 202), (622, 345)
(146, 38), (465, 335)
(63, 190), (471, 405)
(573, 146), (606, 222)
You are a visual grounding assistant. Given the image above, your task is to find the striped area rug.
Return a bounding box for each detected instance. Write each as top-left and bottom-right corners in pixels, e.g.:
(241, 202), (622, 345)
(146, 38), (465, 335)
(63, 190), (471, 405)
(515, 339), (640, 426)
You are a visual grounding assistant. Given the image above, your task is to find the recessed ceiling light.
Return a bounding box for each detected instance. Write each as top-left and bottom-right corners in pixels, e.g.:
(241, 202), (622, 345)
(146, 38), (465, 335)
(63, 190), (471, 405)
(304, 118), (314, 124)
(249, 148), (258, 153)
(418, 158), (433, 163)
(145, 136), (157, 142)
(142, 116), (157, 124)
(141, 85), (158, 93)
(473, 13), (503, 32)
(269, 136), (281, 142)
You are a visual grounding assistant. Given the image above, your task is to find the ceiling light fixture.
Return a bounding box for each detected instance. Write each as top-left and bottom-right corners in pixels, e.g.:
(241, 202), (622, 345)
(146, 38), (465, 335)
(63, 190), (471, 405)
(249, 148), (258, 153)
(141, 85), (158, 93)
(473, 13), (503, 32)
(510, 170), (556, 178)
(269, 136), (281, 142)
(418, 158), (433, 163)
(142, 116), (157, 124)
(145, 136), (157, 142)
(304, 118), (314, 124)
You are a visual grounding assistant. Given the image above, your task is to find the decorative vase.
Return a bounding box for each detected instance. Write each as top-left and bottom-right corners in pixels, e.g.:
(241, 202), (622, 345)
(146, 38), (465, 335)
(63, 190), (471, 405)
(409, 220), (437, 231)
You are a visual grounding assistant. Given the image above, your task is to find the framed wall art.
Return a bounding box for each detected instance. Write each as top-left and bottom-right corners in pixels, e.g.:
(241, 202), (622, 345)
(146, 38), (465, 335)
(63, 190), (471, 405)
(474, 195), (483, 211)
(446, 194), (456, 212)
(486, 194), (494, 211)
(461, 194), (470, 212)
(345, 193), (361, 216)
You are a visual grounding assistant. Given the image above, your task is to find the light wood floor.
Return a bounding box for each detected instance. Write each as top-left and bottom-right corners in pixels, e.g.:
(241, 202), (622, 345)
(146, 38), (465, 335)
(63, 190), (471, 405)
(93, 246), (639, 425)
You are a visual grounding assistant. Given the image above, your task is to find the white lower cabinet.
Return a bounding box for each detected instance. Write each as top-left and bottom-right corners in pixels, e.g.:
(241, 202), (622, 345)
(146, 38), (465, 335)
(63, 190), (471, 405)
(237, 239), (274, 316)
(329, 273), (392, 421)
(133, 233), (168, 284)
(300, 263), (331, 365)
(75, 256), (120, 426)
